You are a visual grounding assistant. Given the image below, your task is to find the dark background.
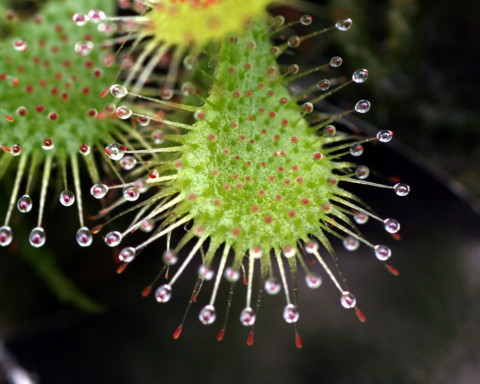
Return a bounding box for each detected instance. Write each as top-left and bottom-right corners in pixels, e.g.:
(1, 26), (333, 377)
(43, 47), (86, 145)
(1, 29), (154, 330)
(1, 0), (480, 383)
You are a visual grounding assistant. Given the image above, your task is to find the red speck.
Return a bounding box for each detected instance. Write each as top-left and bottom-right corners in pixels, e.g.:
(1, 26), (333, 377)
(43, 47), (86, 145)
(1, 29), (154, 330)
(268, 176), (275, 181)
(230, 121), (238, 128)
(258, 190), (265, 196)
(36, 105), (44, 113)
(63, 60), (71, 68)
(323, 204), (331, 211)
(247, 331), (255, 346)
(295, 333), (303, 349)
(4, 115), (14, 122)
(269, 112), (276, 118)
(278, 167), (284, 172)
(280, 97), (288, 105)
(228, 66), (235, 74)
(261, 129), (267, 134)
(232, 174), (238, 179)
(173, 325), (183, 339)
(291, 137), (298, 144)
(51, 88), (58, 95)
(232, 228), (240, 236)
(245, 63), (252, 70)
(260, 162), (266, 167)
(142, 285), (152, 297)
(187, 193), (196, 200)
(217, 328), (225, 341)
(391, 233), (402, 240)
(174, 161), (183, 168)
(61, 92), (69, 100)
(239, 135), (245, 141)
(224, 184), (230, 190)
(48, 112), (58, 120)
(265, 216), (272, 224)
(301, 198), (309, 205)
(385, 264), (400, 276)
(257, 82), (265, 89)
(288, 210), (296, 217)
(232, 91), (240, 98)
(211, 169), (219, 176)
(208, 133), (216, 140)
(296, 177), (304, 184)
(245, 176), (252, 182)
(314, 152), (322, 160)
(275, 194), (282, 200)
(284, 180), (291, 185)
(251, 205), (259, 212)
(245, 90), (253, 97)
(246, 162), (252, 166)
(100, 88), (109, 98)
(213, 199), (221, 206)
(281, 119), (289, 126)
(267, 90), (275, 97)
(247, 115), (254, 121)
(25, 85), (33, 93)
(258, 107), (265, 113)
(273, 135), (280, 141)
(12, 78), (19, 86)
(327, 177), (338, 185)
(355, 307), (366, 323)
(223, 148), (230, 154)
(82, 87), (90, 94)
(267, 67), (276, 75)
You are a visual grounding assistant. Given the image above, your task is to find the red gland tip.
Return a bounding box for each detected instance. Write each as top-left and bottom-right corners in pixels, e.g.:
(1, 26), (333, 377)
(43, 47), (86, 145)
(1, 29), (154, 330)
(247, 330), (255, 346)
(355, 307), (366, 323)
(91, 225), (102, 234)
(1, 146), (11, 153)
(100, 88), (109, 98)
(173, 325), (183, 340)
(116, 263), (128, 274)
(4, 115), (14, 122)
(295, 332), (303, 349)
(217, 328), (225, 341)
(391, 233), (402, 241)
(141, 285), (152, 297)
(385, 264), (400, 276)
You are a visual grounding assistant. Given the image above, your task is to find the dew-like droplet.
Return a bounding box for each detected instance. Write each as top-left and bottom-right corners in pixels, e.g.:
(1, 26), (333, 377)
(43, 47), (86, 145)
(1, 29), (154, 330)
(376, 130), (394, 143)
(323, 124), (336, 136)
(374, 245), (392, 261)
(110, 84), (128, 98)
(250, 247), (262, 259)
(305, 274), (322, 289)
(76, 227), (93, 247)
(349, 143), (364, 157)
(300, 14), (313, 25)
(13, 38), (28, 52)
(181, 82), (196, 96)
(79, 144), (91, 155)
(140, 219), (154, 233)
(343, 236), (359, 251)
(317, 79), (330, 91)
(265, 277), (281, 295)
(183, 55), (197, 70)
(59, 190), (75, 206)
(355, 165), (370, 179)
(273, 15), (285, 27)
(29, 227), (46, 248)
(116, 105), (132, 120)
(160, 89), (173, 100)
(384, 218), (400, 233)
(288, 64), (300, 74)
(355, 99), (371, 113)
(105, 231), (122, 247)
(302, 102), (314, 114)
(198, 264), (214, 280)
(123, 186), (139, 201)
(42, 139), (54, 150)
(87, 9), (106, 23)
(352, 68), (369, 83)
(151, 130), (164, 144)
(340, 291), (356, 308)
(305, 240), (319, 254)
(283, 245), (296, 258)
(11, 144), (22, 156)
(335, 18), (352, 31)
(155, 284), (172, 303)
(240, 307), (256, 326)
(135, 178), (148, 193)
(199, 305), (216, 325)
(119, 246), (136, 263)
(271, 46), (281, 56)
(74, 41), (94, 56)
(224, 267), (240, 282)
(120, 155), (137, 170)
(0, 226), (13, 246)
(162, 250), (178, 265)
(287, 35), (301, 48)
(17, 194), (33, 213)
(105, 143), (126, 160)
(330, 56), (343, 68)
(90, 183), (108, 199)
(354, 211), (369, 224)
(72, 13), (89, 26)
(394, 183), (410, 196)
(283, 304), (300, 323)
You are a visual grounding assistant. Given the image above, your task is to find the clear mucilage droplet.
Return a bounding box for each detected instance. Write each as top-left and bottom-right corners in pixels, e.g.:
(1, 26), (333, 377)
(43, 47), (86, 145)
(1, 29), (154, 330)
(340, 292), (356, 308)
(350, 144), (364, 157)
(110, 84), (128, 98)
(394, 183), (410, 196)
(72, 13), (89, 26)
(12, 38), (28, 52)
(300, 15), (313, 25)
(376, 130), (393, 142)
(352, 68), (369, 83)
(74, 41), (94, 56)
(283, 304), (300, 323)
(87, 9), (106, 23)
(335, 18), (352, 31)
(224, 267), (240, 282)
(105, 231), (122, 247)
(116, 106), (132, 120)
(59, 190), (75, 206)
(343, 236), (360, 251)
(90, 184), (108, 199)
(317, 79), (330, 91)
(105, 143), (126, 161)
(305, 274), (322, 289)
(384, 218), (400, 233)
(199, 305), (216, 325)
(17, 194), (33, 213)
(119, 247), (136, 263)
(123, 186), (140, 201)
(0, 226), (13, 247)
(198, 265), (214, 280)
(240, 307), (256, 326)
(355, 165), (370, 179)
(287, 35), (301, 48)
(162, 250), (178, 265)
(374, 245), (392, 261)
(155, 284), (172, 303)
(29, 227), (46, 248)
(76, 227), (93, 247)
(330, 56), (343, 68)
(354, 211), (369, 224)
(264, 277), (281, 295)
(355, 99), (371, 113)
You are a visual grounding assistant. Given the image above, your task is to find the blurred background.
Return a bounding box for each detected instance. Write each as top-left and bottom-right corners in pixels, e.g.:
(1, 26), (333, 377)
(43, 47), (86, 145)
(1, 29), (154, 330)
(1, 0), (479, 383)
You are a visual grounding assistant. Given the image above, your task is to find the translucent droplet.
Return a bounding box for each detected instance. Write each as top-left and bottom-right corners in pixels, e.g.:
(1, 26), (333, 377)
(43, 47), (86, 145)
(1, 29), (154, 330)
(17, 194), (33, 213)
(302, 102), (314, 114)
(72, 13), (89, 26)
(264, 277), (281, 295)
(394, 183), (410, 196)
(105, 143), (125, 160)
(384, 218), (400, 233)
(105, 231), (122, 247)
(224, 267), (240, 282)
(134, 178), (148, 193)
(181, 82), (196, 96)
(343, 236), (359, 251)
(155, 284), (172, 303)
(11, 144), (22, 156)
(59, 190), (75, 206)
(74, 41), (94, 56)
(300, 15), (313, 25)
(198, 264), (214, 280)
(42, 139), (54, 150)
(374, 244), (392, 261)
(76, 227), (93, 247)
(250, 247), (262, 259)
(350, 144), (364, 157)
(335, 18), (352, 31)
(120, 156), (137, 170)
(355, 165), (370, 179)
(162, 250), (178, 265)
(183, 55), (197, 70)
(110, 84), (128, 98)
(283, 245), (296, 258)
(288, 35), (301, 48)
(340, 291), (356, 308)
(283, 304), (300, 323)
(305, 274), (322, 289)
(352, 68), (369, 83)
(160, 89), (173, 100)
(355, 99), (371, 113)
(317, 79), (330, 91)
(288, 64), (300, 74)
(90, 183), (108, 199)
(87, 9), (106, 23)
(271, 46), (281, 56)
(123, 186), (139, 201)
(354, 211), (369, 224)
(323, 124), (336, 136)
(151, 130), (164, 144)
(376, 130), (393, 142)
(199, 305), (216, 325)
(137, 115), (150, 127)
(13, 38), (28, 52)
(119, 246), (136, 263)
(140, 219), (154, 232)
(29, 227), (46, 248)
(330, 56), (343, 68)
(116, 105), (132, 120)
(79, 144), (91, 155)
(0, 226), (13, 246)
(194, 110), (205, 120)
(273, 15), (285, 27)
(305, 240), (319, 254)
(240, 307), (256, 326)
